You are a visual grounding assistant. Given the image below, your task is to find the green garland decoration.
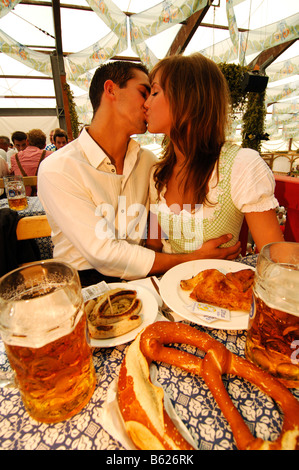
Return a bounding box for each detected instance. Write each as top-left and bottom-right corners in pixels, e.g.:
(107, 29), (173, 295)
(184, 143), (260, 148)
(63, 82), (80, 139)
(218, 62), (268, 152)
(242, 91), (267, 152)
(218, 62), (248, 119)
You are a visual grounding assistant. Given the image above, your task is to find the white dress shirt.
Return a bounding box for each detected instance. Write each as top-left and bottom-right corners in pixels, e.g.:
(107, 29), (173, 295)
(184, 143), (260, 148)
(38, 127), (157, 279)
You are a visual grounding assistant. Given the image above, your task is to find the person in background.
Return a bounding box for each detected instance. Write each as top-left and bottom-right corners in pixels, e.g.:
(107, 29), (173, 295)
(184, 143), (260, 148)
(0, 136), (10, 163)
(45, 129), (56, 151)
(53, 128), (68, 150)
(0, 149), (7, 162)
(145, 53), (284, 255)
(10, 131), (27, 152)
(10, 129), (53, 195)
(38, 60), (241, 288)
(0, 155), (8, 176)
(0, 154), (9, 198)
(6, 131), (28, 170)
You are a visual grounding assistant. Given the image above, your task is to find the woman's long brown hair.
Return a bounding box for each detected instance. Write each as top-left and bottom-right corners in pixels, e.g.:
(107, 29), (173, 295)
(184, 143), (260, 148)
(150, 53), (231, 205)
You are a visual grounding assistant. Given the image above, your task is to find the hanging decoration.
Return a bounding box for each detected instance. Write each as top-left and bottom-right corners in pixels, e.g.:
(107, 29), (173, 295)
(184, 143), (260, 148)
(225, 0), (240, 58)
(0, 0), (297, 146)
(66, 0), (127, 82)
(266, 80), (299, 104)
(201, 13), (299, 65)
(129, 0), (209, 68)
(242, 91), (268, 152)
(267, 56), (299, 82)
(0, 0), (21, 19)
(0, 28), (52, 75)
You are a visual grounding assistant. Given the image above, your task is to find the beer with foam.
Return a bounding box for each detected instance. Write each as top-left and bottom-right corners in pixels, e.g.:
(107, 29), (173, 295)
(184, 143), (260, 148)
(0, 261), (96, 422)
(3, 175), (28, 211)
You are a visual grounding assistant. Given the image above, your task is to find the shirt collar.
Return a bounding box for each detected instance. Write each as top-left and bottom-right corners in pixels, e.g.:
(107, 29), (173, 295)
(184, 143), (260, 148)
(78, 127), (107, 168)
(78, 127), (141, 172)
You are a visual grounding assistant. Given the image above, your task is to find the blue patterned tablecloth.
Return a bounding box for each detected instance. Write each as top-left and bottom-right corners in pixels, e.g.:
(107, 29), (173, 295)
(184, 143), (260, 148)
(0, 256), (298, 451)
(0, 196), (45, 217)
(0, 197), (53, 259)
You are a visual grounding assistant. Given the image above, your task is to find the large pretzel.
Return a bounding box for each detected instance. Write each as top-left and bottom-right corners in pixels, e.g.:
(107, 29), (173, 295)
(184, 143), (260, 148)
(118, 322), (299, 450)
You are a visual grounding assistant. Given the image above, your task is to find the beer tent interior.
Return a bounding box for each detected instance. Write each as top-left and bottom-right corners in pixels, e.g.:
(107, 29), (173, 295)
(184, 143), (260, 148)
(0, 0), (298, 170)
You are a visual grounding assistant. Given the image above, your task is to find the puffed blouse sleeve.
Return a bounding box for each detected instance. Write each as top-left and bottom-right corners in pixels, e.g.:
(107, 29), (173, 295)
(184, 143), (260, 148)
(231, 147), (279, 213)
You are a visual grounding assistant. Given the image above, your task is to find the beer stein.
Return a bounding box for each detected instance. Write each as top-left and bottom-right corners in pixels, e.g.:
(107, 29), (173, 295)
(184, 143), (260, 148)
(3, 175), (28, 210)
(0, 260), (96, 423)
(245, 242), (299, 388)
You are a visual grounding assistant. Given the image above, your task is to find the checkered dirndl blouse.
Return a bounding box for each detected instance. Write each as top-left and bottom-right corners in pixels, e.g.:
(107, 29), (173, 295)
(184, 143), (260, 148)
(149, 143), (278, 254)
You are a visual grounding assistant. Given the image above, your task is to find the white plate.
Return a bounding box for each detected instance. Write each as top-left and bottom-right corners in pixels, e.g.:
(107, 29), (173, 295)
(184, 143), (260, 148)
(160, 260), (255, 330)
(89, 282), (158, 348)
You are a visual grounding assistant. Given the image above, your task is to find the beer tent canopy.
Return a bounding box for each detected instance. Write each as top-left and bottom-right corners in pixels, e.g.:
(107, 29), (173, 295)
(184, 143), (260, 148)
(0, 0), (298, 151)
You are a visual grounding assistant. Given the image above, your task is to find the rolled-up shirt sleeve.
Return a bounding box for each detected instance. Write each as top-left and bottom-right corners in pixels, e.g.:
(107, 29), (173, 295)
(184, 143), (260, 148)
(231, 148), (279, 213)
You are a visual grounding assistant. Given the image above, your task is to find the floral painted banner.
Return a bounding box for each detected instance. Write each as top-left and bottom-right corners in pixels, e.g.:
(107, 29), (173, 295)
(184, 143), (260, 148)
(283, 122), (299, 131)
(66, 0), (127, 81)
(266, 80), (299, 104)
(265, 122), (279, 134)
(0, 0), (21, 19)
(272, 99), (299, 115)
(65, 28), (127, 81)
(200, 36), (237, 63)
(0, 0), (128, 83)
(226, 0), (239, 55)
(272, 114), (298, 127)
(74, 93), (93, 126)
(65, 67), (93, 93)
(267, 114), (298, 142)
(130, 0), (208, 68)
(283, 127), (299, 139)
(267, 56), (299, 82)
(86, 0), (126, 32)
(130, 0), (208, 43)
(0, 28), (52, 75)
(239, 13), (299, 65)
(202, 13), (299, 65)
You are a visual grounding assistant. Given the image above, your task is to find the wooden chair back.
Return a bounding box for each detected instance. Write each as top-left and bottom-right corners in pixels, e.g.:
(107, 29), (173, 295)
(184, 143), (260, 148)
(0, 176), (38, 189)
(16, 215), (51, 240)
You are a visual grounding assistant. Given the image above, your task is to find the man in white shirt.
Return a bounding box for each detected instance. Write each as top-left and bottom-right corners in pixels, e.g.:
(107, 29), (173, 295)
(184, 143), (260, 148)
(38, 61), (240, 286)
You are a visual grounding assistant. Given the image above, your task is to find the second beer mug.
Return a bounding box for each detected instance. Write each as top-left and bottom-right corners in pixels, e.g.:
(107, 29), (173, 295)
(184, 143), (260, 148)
(3, 175), (28, 210)
(245, 242), (299, 388)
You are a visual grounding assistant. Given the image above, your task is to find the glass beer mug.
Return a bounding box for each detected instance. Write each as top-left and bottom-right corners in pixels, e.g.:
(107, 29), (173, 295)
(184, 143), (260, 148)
(0, 260), (96, 423)
(245, 242), (299, 388)
(3, 175), (28, 211)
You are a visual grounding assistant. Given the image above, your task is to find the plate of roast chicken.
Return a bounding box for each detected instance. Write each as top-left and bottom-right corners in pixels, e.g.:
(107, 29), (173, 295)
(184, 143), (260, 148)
(159, 259), (255, 330)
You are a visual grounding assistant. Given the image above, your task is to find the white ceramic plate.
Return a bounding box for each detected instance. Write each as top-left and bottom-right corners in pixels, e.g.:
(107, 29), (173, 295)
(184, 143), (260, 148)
(160, 260), (255, 330)
(89, 282), (158, 347)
